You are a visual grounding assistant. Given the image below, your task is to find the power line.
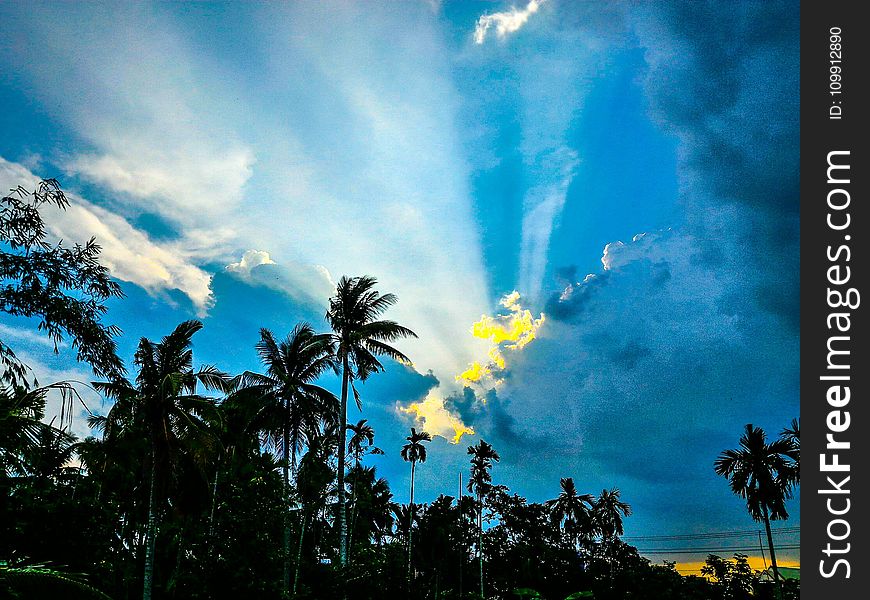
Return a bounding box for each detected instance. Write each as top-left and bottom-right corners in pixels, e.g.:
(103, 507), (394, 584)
(624, 526), (799, 542)
(637, 545), (800, 555)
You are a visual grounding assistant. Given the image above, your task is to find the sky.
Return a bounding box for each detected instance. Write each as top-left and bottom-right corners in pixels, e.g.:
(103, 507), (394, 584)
(0, 0), (799, 569)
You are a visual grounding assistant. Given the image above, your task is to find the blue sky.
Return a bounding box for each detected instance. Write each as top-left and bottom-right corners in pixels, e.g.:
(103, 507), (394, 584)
(1, 0), (799, 565)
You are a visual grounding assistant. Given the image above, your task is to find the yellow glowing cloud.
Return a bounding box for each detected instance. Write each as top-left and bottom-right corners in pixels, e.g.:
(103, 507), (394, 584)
(457, 291), (544, 386)
(399, 391), (475, 444)
(401, 291), (544, 443)
(456, 361), (491, 384)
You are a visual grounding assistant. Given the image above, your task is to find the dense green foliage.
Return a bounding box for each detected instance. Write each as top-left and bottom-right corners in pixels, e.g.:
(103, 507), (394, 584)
(1, 180), (125, 387)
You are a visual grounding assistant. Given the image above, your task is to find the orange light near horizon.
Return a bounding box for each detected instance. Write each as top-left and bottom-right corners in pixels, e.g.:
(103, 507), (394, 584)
(670, 556), (800, 577)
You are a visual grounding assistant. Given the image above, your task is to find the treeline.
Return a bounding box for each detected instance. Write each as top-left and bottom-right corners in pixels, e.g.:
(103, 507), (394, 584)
(1, 181), (799, 600)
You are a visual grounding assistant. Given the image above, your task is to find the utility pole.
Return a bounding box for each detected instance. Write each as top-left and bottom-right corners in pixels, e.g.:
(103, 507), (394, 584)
(458, 471), (463, 599)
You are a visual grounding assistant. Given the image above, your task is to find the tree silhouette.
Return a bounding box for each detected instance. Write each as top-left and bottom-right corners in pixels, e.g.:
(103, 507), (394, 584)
(1, 179), (124, 387)
(715, 424), (796, 598)
(232, 324), (337, 597)
(467, 438), (499, 598)
(547, 477), (594, 550)
(93, 320), (227, 600)
(325, 275), (416, 568)
(401, 427), (431, 583)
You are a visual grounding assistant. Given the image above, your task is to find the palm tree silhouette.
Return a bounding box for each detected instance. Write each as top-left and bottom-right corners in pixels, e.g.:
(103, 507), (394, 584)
(401, 427), (431, 583)
(93, 320), (227, 600)
(715, 424), (796, 598)
(593, 488), (631, 542)
(232, 324), (337, 597)
(325, 275), (417, 567)
(467, 439), (499, 598)
(347, 419), (382, 468)
(779, 418), (800, 488)
(547, 477), (594, 550)
(346, 418), (382, 555)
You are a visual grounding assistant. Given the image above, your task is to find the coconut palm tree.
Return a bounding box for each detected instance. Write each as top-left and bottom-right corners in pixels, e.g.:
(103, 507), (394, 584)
(347, 419), (382, 467)
(546, 478), (595, 550)
(232, 324), (337, 597)
(593, 488), (631, 541)
(779, 418), (800, 487)
(325, 275), (417, 566)
(346, 419), (383, 555)
(294, 431), (336, 597)
(0, 382), (83, 477)
(93, 320), (227, 600)
(467, 439), (499, 598)
(401, 427), (431, 583)
(715, 424), (795, 598)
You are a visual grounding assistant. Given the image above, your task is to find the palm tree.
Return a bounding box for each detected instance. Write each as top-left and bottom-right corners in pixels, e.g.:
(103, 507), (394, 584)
(0, 382), (82, 477)
(232, 324), (337, 597)
(346, 419), (383, 555)
(294, 432), (336, 597)
(347, 419), (381, 467)
(593, 488), (631, 541)
(325, 275), (417, 566)
(467, 439), (499, 598)
(546, 478), (595, 550)
(401, 427), (431, 583)
(779, 418), (800, 488)
(715, 424), (795, 598)
(93, 320), (227, 600)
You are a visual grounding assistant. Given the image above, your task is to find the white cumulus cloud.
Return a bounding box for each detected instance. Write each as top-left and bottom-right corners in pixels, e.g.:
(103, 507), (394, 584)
(1, 157), (215, 315)
(474, 0), (545, 44)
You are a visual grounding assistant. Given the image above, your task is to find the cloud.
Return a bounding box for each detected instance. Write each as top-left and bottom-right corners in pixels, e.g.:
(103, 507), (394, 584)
(399, 390), (474, 444)
(0, 323), (68, 350)
(518, 146), (579, 299)
(474, 0), (546, 44)
(401, 291), (544, 443)
(1, 2), (255, 247)
(66, 147), (254, 224)
(225, 250), (335, 308)
(457, 291), (544, 385)
(226, 250), (276, 274)
(1, 157), (215, 315)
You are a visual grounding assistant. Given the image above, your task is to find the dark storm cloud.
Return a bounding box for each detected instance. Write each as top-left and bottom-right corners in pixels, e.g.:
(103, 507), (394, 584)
(462, 2), (800, 532)
(445, 386), (533, 454)
(545, 271), (611, 320)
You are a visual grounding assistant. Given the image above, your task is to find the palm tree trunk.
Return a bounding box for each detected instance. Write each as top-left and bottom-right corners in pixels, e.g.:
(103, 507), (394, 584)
(292, 510), (307, 598)
(283, 418), (291, 598)
(478, 494), (484, 599)
(208, 465), (220, 541)
(143, 442), (158, 600)
(337, 358), (350, 567)
(408, 460), (415, 586)
(762, 504), (783, 600)
(348, 457), (359, 557)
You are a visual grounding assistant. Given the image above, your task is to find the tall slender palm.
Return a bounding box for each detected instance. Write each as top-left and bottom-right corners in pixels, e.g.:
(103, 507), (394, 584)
(715, 424), (795, 598)
(347, 419), (380, 468)
(325, 275), (417, 566)
(401, 427), (431, 583)
(294, 431), (336, 598)
(232, 324), (337, 597)
(467, 439), (499, 598)
(546, 477), (595, 549)
(346, 419), (383, 555)
(94, 320), (227, 600)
